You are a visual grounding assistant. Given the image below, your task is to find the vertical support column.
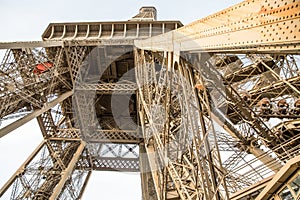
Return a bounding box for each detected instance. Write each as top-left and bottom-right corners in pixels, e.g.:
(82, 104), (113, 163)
(139, 143), (158, 200)
(186, 56), (230, 200)
(77, 171), (92, 199)
(50, 141), (86, 200)
(0, 141), (45, 197)
(0, 138), (86, 200)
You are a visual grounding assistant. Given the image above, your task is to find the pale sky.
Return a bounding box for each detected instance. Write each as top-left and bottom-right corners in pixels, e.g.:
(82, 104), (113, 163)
(0, 0), (242, 199)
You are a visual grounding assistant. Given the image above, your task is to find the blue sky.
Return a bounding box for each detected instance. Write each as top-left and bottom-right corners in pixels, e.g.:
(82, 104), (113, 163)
(0, 0), (242, 199)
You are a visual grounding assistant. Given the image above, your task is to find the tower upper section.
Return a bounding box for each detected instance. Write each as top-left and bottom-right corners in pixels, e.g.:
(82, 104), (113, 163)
(42, 7), (182, 41)
(130, 6), (157, 21)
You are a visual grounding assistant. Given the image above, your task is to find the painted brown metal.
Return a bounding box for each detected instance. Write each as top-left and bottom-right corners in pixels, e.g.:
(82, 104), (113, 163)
(0, 1), (299, 199)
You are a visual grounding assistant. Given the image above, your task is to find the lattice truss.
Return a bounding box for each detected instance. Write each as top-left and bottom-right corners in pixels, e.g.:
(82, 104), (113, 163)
(0, 48), (67, 119)
(0, 0), (299, 199)
(135, 50), (229, 200)
(135, 49), (300, 199)
(0, 44), (140, 199)
(190, 53), (300, 192)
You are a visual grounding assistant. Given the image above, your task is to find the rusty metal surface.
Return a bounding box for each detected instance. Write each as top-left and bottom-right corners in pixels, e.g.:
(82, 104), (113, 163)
(135, 0), (300, 53)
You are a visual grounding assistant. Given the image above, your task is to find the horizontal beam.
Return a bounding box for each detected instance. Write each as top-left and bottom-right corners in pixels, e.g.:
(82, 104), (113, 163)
(76, 83), (137, 94)
(249, 75), (300, 99)
(256, 155), (300, 200)
(0, 41), (63, 49)
(54, 129), (140, 144)
(230, 176), (273, 200)
(42, 21), (182, 41)
(0, 91), (73, 138)
(0, 39), (134, 49)
(135, 0), (300, 53)
(78, 156), (140, 172)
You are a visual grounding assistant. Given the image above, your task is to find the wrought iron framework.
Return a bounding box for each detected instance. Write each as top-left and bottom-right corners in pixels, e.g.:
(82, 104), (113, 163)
(0, 0), (300, 199)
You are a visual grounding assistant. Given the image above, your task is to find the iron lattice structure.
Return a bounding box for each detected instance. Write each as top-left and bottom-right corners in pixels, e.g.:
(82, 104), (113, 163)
(0, 0), (300, 199)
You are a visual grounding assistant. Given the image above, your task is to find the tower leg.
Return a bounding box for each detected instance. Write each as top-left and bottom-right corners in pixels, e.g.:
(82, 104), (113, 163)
(140, 143), (158, 200)
(0, 139), (86, 199)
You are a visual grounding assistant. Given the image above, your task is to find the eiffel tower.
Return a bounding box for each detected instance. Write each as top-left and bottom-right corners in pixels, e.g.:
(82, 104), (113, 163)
(1, 1), (300, 199)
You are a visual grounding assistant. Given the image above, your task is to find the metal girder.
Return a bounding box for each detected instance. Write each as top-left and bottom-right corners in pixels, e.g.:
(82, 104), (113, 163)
(53, 128), (140, 144)
(77, 143), (140, 172)
(49, 141), (86, 200)
(140, 143), (159, 200)
(0, 47), (71, 119)
(134, 48), (299, 198)
(135, 49), (229, 199)
(42, 21), (183, 41)
(1, 2), (300, 200)
(78, 156), (140, 172)
(249, 75), (300, 99)
(256, 155), (300, 200)
(0, 41), (63, 49)
(135, 0), (300, 53)
(0, 91), (73, 138)
(0, 139), (87, 200)
(75, 82), (137, 94)
(229, 176), (273, 200)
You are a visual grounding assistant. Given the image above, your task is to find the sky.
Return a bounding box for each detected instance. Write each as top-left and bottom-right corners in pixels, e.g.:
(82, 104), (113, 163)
(0, 0), (242, 199)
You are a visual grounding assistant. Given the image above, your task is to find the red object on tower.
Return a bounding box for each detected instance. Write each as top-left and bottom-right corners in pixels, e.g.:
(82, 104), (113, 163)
(33, 62), (53, 74)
